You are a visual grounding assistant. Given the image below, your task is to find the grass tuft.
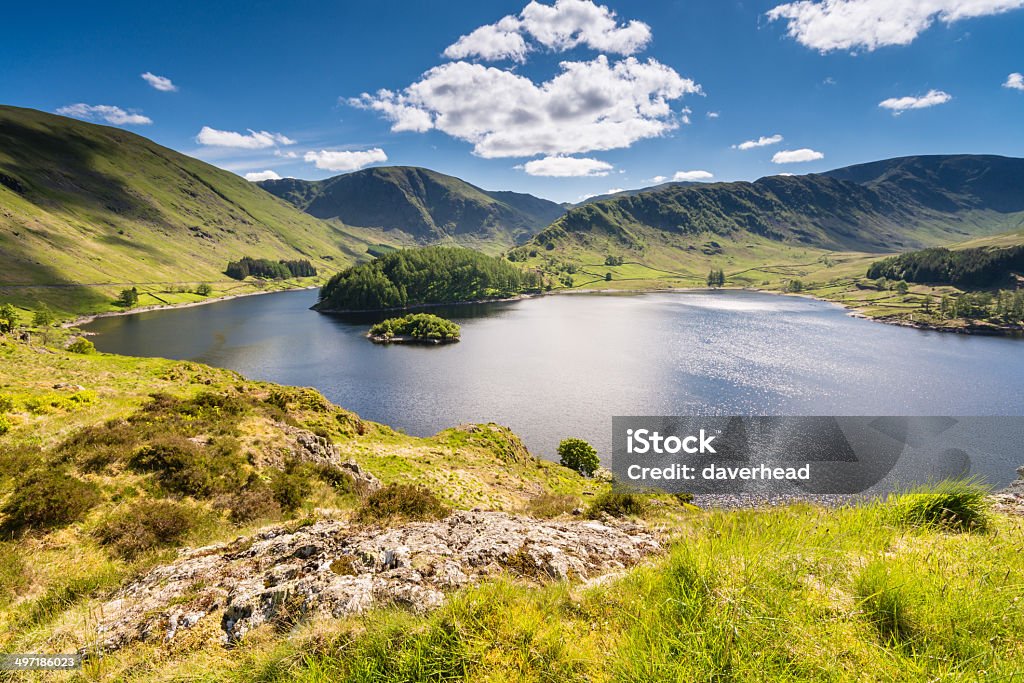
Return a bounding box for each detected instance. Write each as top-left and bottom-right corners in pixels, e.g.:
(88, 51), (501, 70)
(889, 479), (991, 532)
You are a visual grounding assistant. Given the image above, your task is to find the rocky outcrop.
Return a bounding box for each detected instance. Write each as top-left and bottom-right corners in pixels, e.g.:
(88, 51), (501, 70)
(993, 466), (1024, 516)
(92, 512), (659, 651)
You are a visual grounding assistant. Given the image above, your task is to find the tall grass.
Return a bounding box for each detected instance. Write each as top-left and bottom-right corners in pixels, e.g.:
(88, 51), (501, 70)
(184, 489), (1024, 683)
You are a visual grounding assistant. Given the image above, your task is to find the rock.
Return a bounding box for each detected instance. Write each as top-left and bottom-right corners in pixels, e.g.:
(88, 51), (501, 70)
(279, 424), (340, 467)
(90, 511), (660, 651)
(53, 383), (86, 391)
(339, 460), (382, 493)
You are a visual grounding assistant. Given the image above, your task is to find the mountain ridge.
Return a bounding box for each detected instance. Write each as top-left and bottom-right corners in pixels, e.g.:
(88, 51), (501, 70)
(520, 154), (1024, 258)
(259, 166), (566, 253)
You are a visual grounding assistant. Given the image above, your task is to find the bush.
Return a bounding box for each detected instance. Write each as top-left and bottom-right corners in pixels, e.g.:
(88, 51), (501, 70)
(270, 461), (313, 514)
(67, 338), (96, 354)
(127, 435), (244, 498)
(586, 492), (648, 519)
(557, 438), (599, 477)
(0, 415), (10, 436)
(525, 493), (578, 518)
(0, 394), (13, 413)
(93, 499), (199, 559)
(889, 479), (990, 532)
(355, 484), (450, 524)
(194, 283), (213, 297)
(0, 469), (101, 536)
(226, 478), (282, 524)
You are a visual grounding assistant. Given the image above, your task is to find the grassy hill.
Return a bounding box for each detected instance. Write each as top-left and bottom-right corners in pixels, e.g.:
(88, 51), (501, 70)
(0, 334), (1021, 681)
(259, 166), (565, 254)
(508, 156), (1024, 299)
(0, 106), (375, 316)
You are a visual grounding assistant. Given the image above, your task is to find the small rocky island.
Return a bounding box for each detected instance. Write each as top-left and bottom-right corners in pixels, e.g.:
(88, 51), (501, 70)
(368, 313), (461, 345)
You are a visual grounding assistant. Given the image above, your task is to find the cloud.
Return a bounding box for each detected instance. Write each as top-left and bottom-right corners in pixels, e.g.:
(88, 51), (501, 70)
(878, 89), (952, 113)
(650, 175), (668, 183)
(444, 0), (651, 62)
(734, 134), (783, 150)
(1004, 72), (1024, 90)
(274, 149), (299, 159)
(672, 170), (713, 181)
(55, 103), (152, 125)
(304, 148), (388, 172)
(353, 56), (700, 158)
(444, 15), (531, 62)
(244, 170), (282, 182)
(706, 111), (720, 119)
(141, 72), (177, 92)
(766, 0), (1024, 52)
(196, 127), (296, 149)
(772, 148), (824, 163)
(518, 155), (613, 176)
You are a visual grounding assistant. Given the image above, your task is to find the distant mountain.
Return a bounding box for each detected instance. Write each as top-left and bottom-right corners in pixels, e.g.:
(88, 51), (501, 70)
(519, 155), (1024, 259)
(0, 106), (370, 298)
(821, 154), (1024, 214)
(575, 181), (700, 207)
(259, 167), (565, 252)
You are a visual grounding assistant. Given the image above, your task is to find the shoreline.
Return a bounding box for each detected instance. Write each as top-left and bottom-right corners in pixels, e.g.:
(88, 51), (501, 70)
(60, 280), (1021, 338)
(313, 292), (541, 315)
(66, 285), (319, 329)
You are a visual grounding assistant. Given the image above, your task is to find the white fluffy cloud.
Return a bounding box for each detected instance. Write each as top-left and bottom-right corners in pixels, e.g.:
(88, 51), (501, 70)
(244, 170), (282, 182)
(354, 2), (696, 159)
(878, 89), (952, 113)
(304, 148), (388, 172)
(353, 56), (699, 158)
(706, 111), (720, 119)
(444, 0), (651, 62)
(56, 103), (152, 125)
(196, 127), (296, 149)
(734, 134), (783, 150)
(772, 148), (825, 163)
(1004, 72), (1024, 90)
(141, 72), (177, 92)
(672, 170), (713, 181)
(650, 175), (668, 183)
(444, 16), (531, 62)
(519, 156), (613, 176)
(767, 0), (1024, 52)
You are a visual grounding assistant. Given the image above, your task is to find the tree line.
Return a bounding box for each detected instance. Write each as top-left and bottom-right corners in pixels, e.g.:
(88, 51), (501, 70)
(867, 246), (1024, 288)
(225, 257), (317, 281)
(316, 246), (541, 311)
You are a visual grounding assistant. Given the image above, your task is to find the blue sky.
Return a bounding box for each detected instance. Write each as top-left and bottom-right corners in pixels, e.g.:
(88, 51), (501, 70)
(2, 0), (1022, 203)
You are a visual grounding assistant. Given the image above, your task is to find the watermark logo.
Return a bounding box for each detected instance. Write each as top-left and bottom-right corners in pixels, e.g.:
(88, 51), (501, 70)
(611, 416), (1020, 496)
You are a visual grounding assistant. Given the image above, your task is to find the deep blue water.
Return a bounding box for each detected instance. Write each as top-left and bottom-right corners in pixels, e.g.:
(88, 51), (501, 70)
(84, 289), (1024, 485)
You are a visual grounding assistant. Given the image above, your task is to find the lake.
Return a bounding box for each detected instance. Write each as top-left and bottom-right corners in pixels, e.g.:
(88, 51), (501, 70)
(84, 289), (1024, 486)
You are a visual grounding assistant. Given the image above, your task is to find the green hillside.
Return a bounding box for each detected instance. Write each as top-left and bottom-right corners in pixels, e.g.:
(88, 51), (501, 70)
(260, 166), (565, 254)
(0, 106), (374, 315)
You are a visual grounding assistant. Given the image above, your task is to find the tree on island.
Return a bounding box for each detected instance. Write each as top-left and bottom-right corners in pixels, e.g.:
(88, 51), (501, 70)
(558, 438), (599, 477)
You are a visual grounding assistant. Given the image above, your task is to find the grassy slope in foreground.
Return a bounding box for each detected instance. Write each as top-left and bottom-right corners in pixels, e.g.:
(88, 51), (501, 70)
(0, 106), (375, 316)
(0, 337), (1021, 680)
